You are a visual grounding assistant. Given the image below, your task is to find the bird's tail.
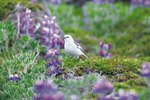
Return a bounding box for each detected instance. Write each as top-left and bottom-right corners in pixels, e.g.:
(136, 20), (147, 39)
(82, 53), (89, 58)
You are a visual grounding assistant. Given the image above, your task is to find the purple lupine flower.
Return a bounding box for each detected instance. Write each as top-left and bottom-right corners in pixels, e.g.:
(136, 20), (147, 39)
(93, 79), (113, 94)
(131, 0), (143, 6)
(14, 74), (21, 80)
(99, 41), (112, 58)
(140, 62), (150, 87)
(40, 15), (64, 50)
(47, 66), (62, 76)
(39, 14), (63, 77)
(8, 74), (21, 81)
(143, 0), (150, 7)
(97, 90), (138, 100)
(100, 41), (104, 48)
(93, 0), (105, 4)
(33, 80), (57, 94)
(106, 53), (112, 58)
(33, 80), (64, 100)
(45, 49), (60, 58)
(46, 59), (61, 68)
(50, 0), (62, 5)
(118, 90), (138, 100)
(53, 92), (65, 100)
(99, 50), (107, 57)
(93, 0), (114, 4)
(8, 75), (14, 81)
(98, 95), (113, 100)
(128, 92), (139, 100)
(140, 62), (150, 77)
(16, 8), (36, 38)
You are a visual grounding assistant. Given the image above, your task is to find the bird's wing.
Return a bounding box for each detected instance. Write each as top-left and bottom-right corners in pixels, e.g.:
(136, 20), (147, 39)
(75, 42), (88, 58)
(75, 42), (84, 52)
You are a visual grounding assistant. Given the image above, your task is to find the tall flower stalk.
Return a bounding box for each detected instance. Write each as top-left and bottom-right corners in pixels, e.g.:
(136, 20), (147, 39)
(40, 14), (64, 76)
(14, 4), (36, 38)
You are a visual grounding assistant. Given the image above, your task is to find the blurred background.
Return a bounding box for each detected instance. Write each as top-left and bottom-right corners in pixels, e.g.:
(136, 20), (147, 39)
(0, 0), (150, 58)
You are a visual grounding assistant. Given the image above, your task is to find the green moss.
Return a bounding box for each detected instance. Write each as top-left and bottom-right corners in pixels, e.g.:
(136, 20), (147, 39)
(62, 56), (142, 77)
(62, 56), (148, 91)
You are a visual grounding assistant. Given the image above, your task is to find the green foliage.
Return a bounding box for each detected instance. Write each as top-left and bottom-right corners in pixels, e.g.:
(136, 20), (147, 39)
(54, 73), (98, 99)
(49, 3), (83, 29)
(139, 88), (150, 100)
(0, 22), (43, 58)
(0, 52), (46, 99)
(0, 21), (16, 51)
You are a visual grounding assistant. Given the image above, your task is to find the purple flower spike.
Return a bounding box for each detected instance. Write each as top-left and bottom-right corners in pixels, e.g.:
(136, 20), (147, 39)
(93, 79), (113, 94)
(8, 74), (21, 81)
(13, 7), (36, 38)
(40, 14), (63, 50)
(99, 41), (112, 58)
(141, 62), (150, 77)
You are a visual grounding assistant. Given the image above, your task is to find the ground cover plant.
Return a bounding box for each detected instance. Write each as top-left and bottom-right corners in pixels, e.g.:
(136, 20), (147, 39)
(0, 0), (150, 100)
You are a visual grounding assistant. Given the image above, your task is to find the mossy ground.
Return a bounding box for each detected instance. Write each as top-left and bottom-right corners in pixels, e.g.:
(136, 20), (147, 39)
(62, 55), (148, 91)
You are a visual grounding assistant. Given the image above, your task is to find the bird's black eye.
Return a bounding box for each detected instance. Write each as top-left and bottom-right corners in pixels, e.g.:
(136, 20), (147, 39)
(64, 36), (69, 39)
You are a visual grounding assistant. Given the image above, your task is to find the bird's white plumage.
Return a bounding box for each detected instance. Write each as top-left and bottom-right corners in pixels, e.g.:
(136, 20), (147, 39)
(64, 35), (88, 58)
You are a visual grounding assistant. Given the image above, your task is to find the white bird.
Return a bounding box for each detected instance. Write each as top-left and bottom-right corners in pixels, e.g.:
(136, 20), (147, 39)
(64, 34), (88, 58)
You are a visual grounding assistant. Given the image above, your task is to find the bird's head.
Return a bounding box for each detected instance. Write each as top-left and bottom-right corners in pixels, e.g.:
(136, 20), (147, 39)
(64, 34), (74, 42)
